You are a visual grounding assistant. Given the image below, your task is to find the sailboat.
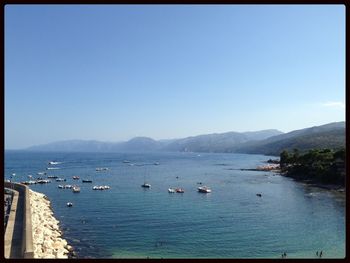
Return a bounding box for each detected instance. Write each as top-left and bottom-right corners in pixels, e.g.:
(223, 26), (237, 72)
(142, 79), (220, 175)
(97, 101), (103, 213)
(141, 170), (151, 188)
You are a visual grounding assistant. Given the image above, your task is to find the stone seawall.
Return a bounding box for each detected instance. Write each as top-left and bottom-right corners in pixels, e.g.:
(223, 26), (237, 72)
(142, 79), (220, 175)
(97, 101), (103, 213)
(29, 189), (73, 258)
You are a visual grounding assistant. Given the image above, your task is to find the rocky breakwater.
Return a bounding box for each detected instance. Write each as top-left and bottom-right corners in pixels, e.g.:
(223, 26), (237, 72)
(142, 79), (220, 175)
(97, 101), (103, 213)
(29, 189), (74, 258)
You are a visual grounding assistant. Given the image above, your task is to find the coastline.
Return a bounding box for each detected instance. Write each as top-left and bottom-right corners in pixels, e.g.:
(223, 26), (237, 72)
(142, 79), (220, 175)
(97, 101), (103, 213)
(29, 189), (74, 258)
(248, 163), (345, 194)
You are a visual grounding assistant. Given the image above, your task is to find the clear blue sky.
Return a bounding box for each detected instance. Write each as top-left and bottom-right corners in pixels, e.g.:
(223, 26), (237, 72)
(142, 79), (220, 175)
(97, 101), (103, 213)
(5, 5), (345, 149)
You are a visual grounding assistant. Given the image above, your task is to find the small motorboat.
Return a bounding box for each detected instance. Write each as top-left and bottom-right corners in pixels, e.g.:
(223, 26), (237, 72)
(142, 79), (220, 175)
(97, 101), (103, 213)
(123, 160), (130, 163)
(154, 162), (160, 165)
(176, 188), (184, 193)
(92, 185), (109, 190)
(96, 167), (109, 171)
(82, 179), (93, 183)
(58, 185), (64, 189)
(256, 193), (262, 197)
(56, 178), (66, 182)
(47, 175), (58, 179)
(64, 185), (73, 189)
(37, 179), (51, 184)
(37, 172), (46, 176)
(141, 183), (151, 188)
(73, 176), (80, 180)
(66, 202), (73, 207)
(48, 161), (61, 165)
(72, 186), (81, 193)
(168, 188), (176, 193)
(198, 186), (211, 193)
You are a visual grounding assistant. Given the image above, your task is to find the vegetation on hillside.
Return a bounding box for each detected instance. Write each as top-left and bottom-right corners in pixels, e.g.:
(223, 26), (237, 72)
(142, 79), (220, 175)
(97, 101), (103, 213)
(280, 148), (345, 185)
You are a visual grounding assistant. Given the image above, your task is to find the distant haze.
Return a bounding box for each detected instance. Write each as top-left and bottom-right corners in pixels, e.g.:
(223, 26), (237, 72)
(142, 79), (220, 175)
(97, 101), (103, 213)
(20, 122), (345, 156)
(5, 5), (345, 149)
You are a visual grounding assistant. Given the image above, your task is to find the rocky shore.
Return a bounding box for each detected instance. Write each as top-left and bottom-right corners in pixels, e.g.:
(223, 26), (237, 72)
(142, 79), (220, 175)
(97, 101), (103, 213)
(29, 189), (74, 258)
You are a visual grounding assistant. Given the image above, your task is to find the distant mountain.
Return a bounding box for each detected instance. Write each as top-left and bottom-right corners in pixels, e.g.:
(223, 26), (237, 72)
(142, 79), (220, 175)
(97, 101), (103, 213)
(24, 129), (283, 153)
(24, 122), (344, 155)
(26, 140), (120, 152)
(115, 137), (163, 152)
(233, 122), (345, 156)
(162, 129), (283, 153)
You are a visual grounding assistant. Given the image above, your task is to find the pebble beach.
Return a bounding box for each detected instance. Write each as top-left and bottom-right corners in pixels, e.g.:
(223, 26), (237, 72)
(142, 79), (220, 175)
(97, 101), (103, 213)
(29, 189), (73, 259)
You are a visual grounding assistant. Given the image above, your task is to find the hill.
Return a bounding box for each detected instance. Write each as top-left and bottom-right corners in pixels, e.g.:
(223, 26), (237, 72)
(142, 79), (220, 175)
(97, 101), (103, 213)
(233, 122), (345, 156)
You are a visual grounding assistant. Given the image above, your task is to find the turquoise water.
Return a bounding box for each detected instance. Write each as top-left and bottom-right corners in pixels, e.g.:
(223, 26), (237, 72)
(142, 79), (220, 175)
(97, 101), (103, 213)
(4, 151), (345, 258)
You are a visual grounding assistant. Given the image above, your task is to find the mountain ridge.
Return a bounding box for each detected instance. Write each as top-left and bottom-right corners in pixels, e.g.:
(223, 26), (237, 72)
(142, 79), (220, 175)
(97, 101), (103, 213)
(23, 122), (345, 155)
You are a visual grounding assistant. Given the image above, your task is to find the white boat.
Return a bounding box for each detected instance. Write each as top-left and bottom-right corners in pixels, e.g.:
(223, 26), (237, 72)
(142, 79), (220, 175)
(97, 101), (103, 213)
(72, 186), (80, 193)
(56, 178), (66, 182)
(168, 188), (176, 193)
(141, 183), (151, 188)
(64, 185), (73, 189)
(37, 172), (46, 176)
(58, 185), (64, 189)
(198, 186), (212, 193)
(123, 160), (130, 163)
(36, 179), (51, 184)
(66, 202), (73, 207)
(47, 167), (60, 170)
(72, 176), (80, 180)
(92, 185), (109, 190)
(48, 161), (61, 165)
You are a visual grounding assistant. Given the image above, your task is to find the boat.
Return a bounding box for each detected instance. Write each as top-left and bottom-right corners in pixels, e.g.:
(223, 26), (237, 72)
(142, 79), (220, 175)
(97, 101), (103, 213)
(153, 162), (160, 165)
(123, 160), (130, 163)
(141, 183), (151, 188)
(66, 202), (73, 207)
(37, 179), (51, 184)
(12, 173), (16, 176)
(176, 188), (184, 193)
(73, 176), (80, 180)
(64, 185), (73, 189)
(56, 178), (66, 182)
(198, 186), (211, 193)
(92, 185), (110, 190)
(58, 185), (64, 189)
(82, 179), (92, 183)
(256, 193), (262, 197)
(47, 167), (60, 170)
(168, 188), (176, 193)
(72, 186), (80, 193)
(47, 175), (58, 179)
(37, 172), (46, 176)
(48, 161), (61, 165)
(96, 167), (109, 171)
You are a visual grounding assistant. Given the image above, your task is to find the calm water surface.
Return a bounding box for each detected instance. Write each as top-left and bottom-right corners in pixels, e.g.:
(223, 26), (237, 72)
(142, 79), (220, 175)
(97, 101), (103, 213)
(4, 151), (345, 258)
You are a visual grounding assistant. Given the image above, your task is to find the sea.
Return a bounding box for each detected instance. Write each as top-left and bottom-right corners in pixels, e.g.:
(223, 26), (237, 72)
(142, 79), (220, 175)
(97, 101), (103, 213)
(4, 151), (345, 259)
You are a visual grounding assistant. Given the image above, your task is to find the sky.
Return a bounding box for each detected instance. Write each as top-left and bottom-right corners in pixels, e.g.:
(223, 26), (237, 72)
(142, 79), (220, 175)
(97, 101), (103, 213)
(5, 5), (345, 149)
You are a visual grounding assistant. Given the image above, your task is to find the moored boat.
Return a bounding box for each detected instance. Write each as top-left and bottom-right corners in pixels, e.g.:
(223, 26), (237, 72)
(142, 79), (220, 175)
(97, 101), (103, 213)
(72, 186), (80, 193)
(168, 188), (176, 193)
(56, 178), (66, 182)
(82, 179), (93, 183)
(141, 183), (151, 188)
(198, 186), (211, 193)
(66, 202), (73, 207)
(176, 188), (184, 193)
(73, 176), (80, 180)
